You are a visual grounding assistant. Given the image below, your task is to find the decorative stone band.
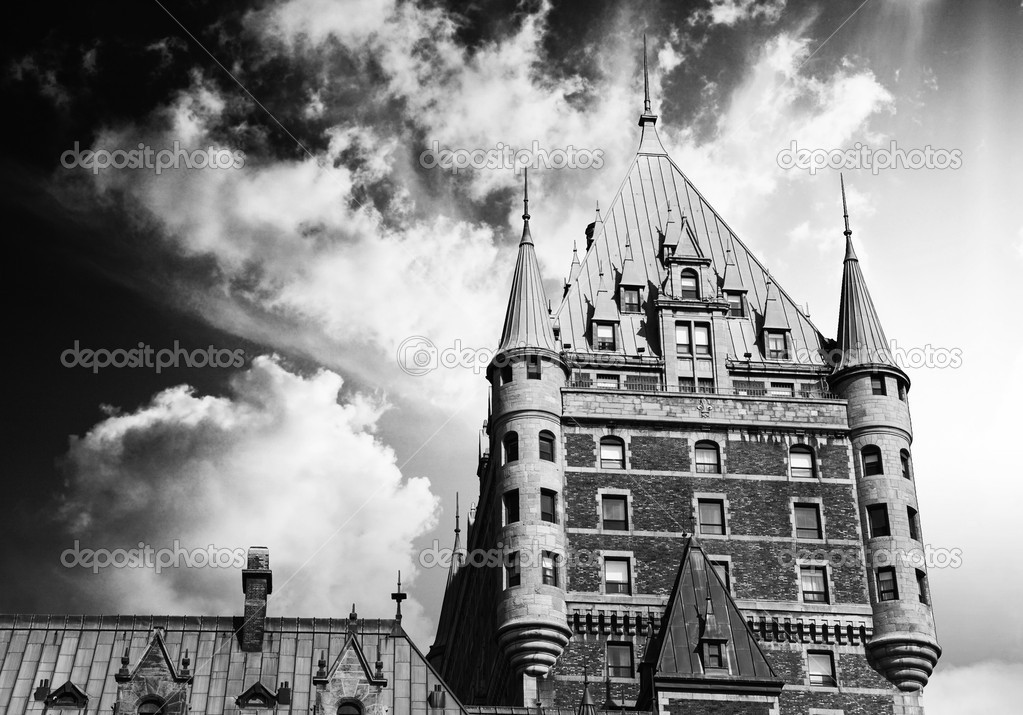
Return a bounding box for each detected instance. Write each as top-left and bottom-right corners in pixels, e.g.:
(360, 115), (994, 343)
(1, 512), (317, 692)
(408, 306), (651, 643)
(568, 608), (664, 637)
(746, 615), (873, 646)
(866, 633), (941, 692)
(496, 619), (573, 678)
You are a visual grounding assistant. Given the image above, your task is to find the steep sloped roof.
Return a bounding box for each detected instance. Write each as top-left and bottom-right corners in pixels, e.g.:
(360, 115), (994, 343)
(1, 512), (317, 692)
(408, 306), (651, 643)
(554, 122), (825, 363)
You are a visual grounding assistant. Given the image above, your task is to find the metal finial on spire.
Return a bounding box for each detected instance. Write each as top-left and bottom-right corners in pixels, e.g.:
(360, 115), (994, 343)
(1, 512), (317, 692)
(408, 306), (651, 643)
(454, 493), (461, 535)
(595, 200), (601, 222)
(840, 173), (851, 238)
(643, 34), (651, 114)
(523, 168), (530, 221)
(391, 570), (407, 622)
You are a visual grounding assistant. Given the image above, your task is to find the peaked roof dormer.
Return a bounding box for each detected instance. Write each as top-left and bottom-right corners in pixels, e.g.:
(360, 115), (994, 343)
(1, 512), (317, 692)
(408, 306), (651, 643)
(498, 170), (558, 353)
(721, 247), (746, 293)
(236, 682), (278, 709)
(620, 241), (646, 287)
(638, 538), (782, 704)
(115, 629), (192, 685)
(761, 277), (790, 331)
(834, 175), (899, 374)
(44, 680), (89, 708)
(592, 268), (620, 323)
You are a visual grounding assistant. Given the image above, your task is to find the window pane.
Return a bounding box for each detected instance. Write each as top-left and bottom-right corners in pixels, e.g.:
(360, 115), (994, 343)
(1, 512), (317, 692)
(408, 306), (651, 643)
(694, 325), (710, 354)
(607, 644), (632, 677)
(541, 490), (557, 523)
(868, 505), (890, 537)
(791, 448), (814, 477)
(503, 433), (518, 463)
(503, 490), (519, 524)
(795, 505), (821, 538)
(801, 566), (828, 602)
(604, 559), (630, 594)
(602, 496), (628, 529)
(623, 289), (640, 313)
(808, 652), (836, 686)
(878, 568), (898, 601)
(695, 444), (720, 473)
(539, 433), (555, 462)
(676, 324), (691, 353)
(600, 441), (624, 468)
(710, 560), (730, 590)
(699, 500), (724, 534)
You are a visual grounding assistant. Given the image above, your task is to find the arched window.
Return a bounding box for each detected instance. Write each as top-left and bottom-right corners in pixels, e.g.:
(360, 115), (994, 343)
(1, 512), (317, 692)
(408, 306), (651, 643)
(503, 431), (519, 464)
(539, 430), (556, 462)
(138, 699), (165, 715)
(862, 445), (883, 476)
(680, 269), (700, 300)
(900, 449), (912, 479)
(790, 446), (816, 479)
(338, 701), (364, 715)
(694, 440), (720, 474)
(599, 437), (625, 469)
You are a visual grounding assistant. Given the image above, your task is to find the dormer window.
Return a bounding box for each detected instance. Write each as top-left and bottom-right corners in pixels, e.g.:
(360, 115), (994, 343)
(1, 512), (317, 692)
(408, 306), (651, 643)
(702, 642), (725, 670)
(622, 288), (641, 313)
(727, 293), (744, 317)
(595, 324), (616, 351)
(766, 331), (788, 360)
(680, 269), (700, 299)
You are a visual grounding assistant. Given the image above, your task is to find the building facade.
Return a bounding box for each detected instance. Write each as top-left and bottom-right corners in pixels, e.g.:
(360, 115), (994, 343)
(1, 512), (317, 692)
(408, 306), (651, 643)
(0, 55), (939, 715)
(426, 72), (940, 715)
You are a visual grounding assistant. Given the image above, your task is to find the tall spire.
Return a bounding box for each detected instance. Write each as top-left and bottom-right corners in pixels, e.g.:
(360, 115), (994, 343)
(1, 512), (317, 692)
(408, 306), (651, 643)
(643, 33), (651, 115)
(498, 172), (558, 352)
(637, 36), (666, 154)
(834, 176), (897, 373)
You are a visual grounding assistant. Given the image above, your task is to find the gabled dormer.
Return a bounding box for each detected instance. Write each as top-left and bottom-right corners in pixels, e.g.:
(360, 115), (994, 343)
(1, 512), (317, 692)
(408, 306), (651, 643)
(113, 629), (192, 715)
(590, 268), (620, 351)
(619, 241), (646, 314)
(720, 246), (747, 317)
(761, 277), (791, 360)
(44, 680), (89, 709)
(236, 682), (278, 710)
(660, 204), (713, 303)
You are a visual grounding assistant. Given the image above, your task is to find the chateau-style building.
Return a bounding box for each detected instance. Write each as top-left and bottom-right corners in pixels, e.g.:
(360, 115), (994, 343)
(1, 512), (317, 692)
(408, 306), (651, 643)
(0, 52), (938, 715)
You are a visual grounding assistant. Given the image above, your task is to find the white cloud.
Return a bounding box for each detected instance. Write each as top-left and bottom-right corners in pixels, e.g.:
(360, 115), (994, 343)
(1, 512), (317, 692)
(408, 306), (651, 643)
(922, 661), (1023, 715)
(58, 356), (440, 644)
(690, 0), (787, 27)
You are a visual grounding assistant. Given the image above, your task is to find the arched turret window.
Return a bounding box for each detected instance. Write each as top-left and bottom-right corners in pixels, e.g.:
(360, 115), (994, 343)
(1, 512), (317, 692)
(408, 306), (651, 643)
(862, 445), (883, 476)
(790, 446), (816, 479)
(138, 699), (166, 715)
(900, 449), (912, 479)
(503, 432), (519, 464)
(539, 430), (556, 462)
(338, 701), (364, 715)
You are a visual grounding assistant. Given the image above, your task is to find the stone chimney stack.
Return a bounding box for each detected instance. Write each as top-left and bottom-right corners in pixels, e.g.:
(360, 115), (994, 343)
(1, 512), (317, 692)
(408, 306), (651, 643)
(241, 546), (272, 652)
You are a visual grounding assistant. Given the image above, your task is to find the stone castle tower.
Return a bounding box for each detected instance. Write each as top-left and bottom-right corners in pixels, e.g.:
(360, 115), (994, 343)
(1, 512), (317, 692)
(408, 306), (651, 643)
(427, 52), (940, 715)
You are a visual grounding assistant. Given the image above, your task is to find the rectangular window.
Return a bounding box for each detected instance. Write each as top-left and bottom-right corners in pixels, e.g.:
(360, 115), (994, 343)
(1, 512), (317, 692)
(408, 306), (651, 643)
(916, 569), (929, 604)
(908, 506), (920, 541)
(703, 642), (725, 669)
(679, 377), (695, 393)
(604, 558), (631, 595)
(541, 551), (559, 586)
(500, 364), (513, 384)
(877, 567), (899, 601)
(694, 324), (711, 355)
(800, 383), (822, 398)
(698, 499), (725, 535)
(769, 381), (795, 397)
(503, 490), (519, 524)
(863, 449), (883, 476)
(527, 355), (541, 380)
(901, 452), (912, 479)
(539, 433), (555, 462)
(505, 552), (520, 588)
(676, 324), (691, 354)
(606, 643), (633, 678)
(727, 294), (744, 317)
(596, 373), (620, 389)
(600, 441), (625, 469)
(697, 378), (715, 393)
(596, 324), (616, 351)
(710, 559), (730, 591)
(540, 489), (558, 524)
(795, 504), (822, 539)
(867, 504), (891, 538)
(767, 332), (788, 359)
(622, 288), (641, 313)
(625, 374), (661, 392)
(871, 375), (887, 395)
(695, 445), (720, 474)
(898, 382), (908, 401)
(602, 495), (628, 531)
(807, 651), (836, 687)
(801, 566), (829, 603)
(790, 449), (815, 479)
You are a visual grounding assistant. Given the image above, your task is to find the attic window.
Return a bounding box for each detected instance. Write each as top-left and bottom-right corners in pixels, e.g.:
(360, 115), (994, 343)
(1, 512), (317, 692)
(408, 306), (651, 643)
(680, 269), (699, 299)
(766, 331), (788, 360)
(622, 288), (641, 313)
(702, 642), (725, 670)
(138, 700), (165, 715)
(595, 324), (616, 351)
(727, 293), (744, 317)
(338, 701), (364, 715)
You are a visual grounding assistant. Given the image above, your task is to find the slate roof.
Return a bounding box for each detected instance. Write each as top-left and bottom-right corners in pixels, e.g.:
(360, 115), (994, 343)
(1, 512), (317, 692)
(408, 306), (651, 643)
(554, 120), (826, 364)
(0, 615), (466, 715)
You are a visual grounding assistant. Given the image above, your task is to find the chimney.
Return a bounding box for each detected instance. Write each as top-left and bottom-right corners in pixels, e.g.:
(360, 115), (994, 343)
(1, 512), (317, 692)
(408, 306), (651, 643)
(241, 546), (272, 652)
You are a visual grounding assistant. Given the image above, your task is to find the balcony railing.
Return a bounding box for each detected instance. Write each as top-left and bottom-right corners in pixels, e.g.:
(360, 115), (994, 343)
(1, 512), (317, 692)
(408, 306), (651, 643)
(567, 379), (838, 400)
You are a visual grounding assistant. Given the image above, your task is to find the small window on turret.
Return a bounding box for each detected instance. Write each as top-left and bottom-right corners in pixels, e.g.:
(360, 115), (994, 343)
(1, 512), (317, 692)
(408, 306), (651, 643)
(871, 375), (886, 395)
(877, 567), (898, 601)
(867, 504), (891, 538)
(908, 506), (920, 540)
(916, 569), (930, 604)
(500, 364), (513, 384)
(503, 432), (519, 464)
(862, 446), (883, 476)
(898, 382), (908, 401)
(541, 551), (559, 586)
(505, 552), (521, 588)
(900, 450), (912, 479)
(527, 356), (541, 380)
(539, 431), (556, 462)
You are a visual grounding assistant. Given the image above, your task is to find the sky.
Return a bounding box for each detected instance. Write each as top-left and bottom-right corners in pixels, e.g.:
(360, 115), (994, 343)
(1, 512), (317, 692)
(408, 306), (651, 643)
(1, 0), (1021, 712)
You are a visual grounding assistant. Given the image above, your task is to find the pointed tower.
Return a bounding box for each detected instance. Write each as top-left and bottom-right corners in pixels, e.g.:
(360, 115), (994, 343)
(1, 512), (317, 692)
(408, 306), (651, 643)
(828, 176), (940, 693)
(488, 171), (572, 701)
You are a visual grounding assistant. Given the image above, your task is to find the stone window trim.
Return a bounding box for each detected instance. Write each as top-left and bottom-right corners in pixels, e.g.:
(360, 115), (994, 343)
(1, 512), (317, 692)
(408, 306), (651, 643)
(787, 443), (818, 480)
(692, 439), (723, 475)
(790, 496), (827, 542)
(806, 649), (839, 689)
(706, 554), (734, 595)
(793, 559), (837, 606)
(599, 551), (637, 597)
(692, 492), (730, 539)
(596, 488), (634, 533)
(598, 433), (629, 470)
